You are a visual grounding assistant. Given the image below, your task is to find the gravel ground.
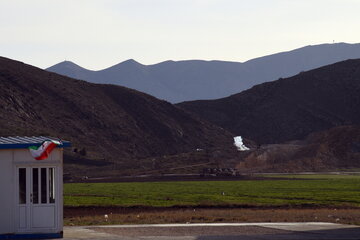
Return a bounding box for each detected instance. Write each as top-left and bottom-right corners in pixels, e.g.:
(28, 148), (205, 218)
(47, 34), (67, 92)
(91, 225), (289, 237)
(65, 207), (360, 226)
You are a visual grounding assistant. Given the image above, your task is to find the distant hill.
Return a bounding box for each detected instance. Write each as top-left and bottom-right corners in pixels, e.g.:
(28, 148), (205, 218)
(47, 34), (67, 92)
(47, 43), (360, 103)
(0, 57), (237, 178)
(178, 59), (360, 144)
(236, 125), (360, 173)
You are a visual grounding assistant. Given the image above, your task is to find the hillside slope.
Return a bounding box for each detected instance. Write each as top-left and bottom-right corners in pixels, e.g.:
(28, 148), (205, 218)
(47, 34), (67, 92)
(237, 125), (360, 172)
(0, 57), (236, 177)
(179, 59), (360, 144)
(47, 43), (360, 102)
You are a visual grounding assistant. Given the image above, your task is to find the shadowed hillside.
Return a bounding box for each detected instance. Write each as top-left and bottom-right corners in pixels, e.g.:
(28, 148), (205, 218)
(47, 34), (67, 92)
(2, 56), (359, 176)
(0, 57), (237, 178)
(179, 59), (360, 144)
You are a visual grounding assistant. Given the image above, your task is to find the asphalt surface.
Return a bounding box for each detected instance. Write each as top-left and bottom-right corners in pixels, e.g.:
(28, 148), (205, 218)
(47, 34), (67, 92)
(63, 222), (360, 240)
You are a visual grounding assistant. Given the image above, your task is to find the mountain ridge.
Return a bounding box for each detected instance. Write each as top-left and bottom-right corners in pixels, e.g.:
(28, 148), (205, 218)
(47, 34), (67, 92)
(47, 43), (360, 102)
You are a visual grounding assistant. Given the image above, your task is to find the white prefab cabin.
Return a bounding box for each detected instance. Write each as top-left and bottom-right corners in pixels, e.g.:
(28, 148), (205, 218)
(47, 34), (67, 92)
(0, 136), (70, 239)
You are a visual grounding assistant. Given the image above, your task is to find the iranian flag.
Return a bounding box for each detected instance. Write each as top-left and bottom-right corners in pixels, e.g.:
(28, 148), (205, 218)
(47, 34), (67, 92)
(29, 140), (61, 160)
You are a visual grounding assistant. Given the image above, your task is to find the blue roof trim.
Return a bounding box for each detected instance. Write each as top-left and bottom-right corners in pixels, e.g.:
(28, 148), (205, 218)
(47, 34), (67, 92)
(0, 142), (71, 150)
(0, 136), (71, 150)
(0, 232), (62, 239)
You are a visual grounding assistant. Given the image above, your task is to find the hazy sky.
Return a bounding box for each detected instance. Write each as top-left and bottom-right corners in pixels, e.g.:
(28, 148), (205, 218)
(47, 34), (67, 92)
(1, 0), (359, 70)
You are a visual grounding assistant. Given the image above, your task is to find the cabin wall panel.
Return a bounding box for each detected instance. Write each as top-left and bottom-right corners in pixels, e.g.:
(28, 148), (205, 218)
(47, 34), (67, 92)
(0, 150), (14, 234)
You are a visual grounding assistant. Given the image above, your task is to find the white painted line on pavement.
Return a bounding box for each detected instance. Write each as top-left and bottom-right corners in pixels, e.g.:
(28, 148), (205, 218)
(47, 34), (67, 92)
(85, 222), (358, 230)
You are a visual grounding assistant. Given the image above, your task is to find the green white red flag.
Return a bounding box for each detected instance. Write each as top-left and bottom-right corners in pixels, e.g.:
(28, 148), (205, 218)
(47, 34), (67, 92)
(29, 140), (61, 160)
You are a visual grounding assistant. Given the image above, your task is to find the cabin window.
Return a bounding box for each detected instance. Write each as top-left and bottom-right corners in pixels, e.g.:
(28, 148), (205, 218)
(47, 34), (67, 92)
(19, 168), (26, 204)
(41, 168), (47, 203)
(49, 168), (55, 203)
(32, 168), (39, 204)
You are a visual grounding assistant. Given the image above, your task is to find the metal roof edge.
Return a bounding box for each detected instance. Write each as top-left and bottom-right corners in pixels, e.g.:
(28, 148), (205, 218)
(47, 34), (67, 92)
(0, 142), (71, 150)
(0, 136), (71, 150)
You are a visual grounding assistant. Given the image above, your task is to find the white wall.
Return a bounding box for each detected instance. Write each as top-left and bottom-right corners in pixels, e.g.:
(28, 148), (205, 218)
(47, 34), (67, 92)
(13, 148), (62, 164)
(57, 154), (64, 231)
(0, 148), (63, 234)
(0, 150), (14, 234)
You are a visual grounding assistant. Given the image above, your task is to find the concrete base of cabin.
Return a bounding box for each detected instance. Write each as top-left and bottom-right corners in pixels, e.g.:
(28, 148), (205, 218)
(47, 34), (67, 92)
(0, 232), (62, 239)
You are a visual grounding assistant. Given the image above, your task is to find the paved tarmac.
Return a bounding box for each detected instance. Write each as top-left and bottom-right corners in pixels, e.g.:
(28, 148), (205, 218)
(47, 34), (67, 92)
(63, 222), (360, 240)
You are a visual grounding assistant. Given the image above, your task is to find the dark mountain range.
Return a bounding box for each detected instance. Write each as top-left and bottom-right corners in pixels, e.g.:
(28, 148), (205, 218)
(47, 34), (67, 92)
(1, 56), (360, 175)
(0, 57), (238, 178)
(47, 43), (360, 103)
(179, 59), (360, 145)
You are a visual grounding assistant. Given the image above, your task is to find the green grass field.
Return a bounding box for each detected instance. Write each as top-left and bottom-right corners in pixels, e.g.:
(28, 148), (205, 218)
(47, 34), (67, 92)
(64, 174), (360, 207)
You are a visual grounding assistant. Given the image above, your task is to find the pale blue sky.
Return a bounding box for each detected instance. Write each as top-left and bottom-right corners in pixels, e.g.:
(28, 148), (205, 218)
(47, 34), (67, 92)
(0, 0), (359, 70)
